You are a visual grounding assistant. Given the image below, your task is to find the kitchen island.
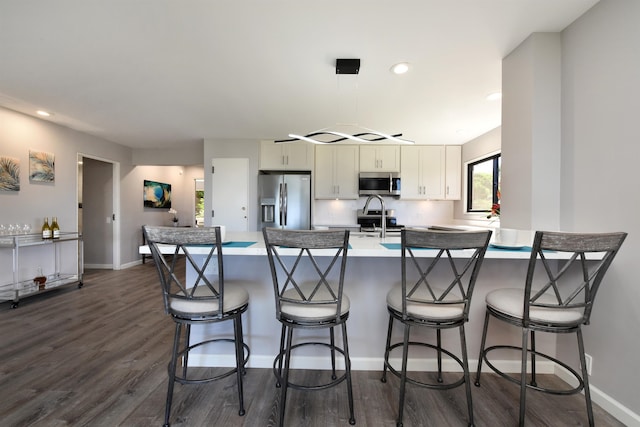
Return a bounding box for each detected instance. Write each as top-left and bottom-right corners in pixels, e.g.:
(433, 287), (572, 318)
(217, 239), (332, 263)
(139, 230), (563, 374)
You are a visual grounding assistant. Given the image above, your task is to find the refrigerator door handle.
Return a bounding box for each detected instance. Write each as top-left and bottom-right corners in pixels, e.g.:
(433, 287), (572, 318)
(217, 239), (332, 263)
(283, 183), (288, 226)
(279, 183), (284, 225)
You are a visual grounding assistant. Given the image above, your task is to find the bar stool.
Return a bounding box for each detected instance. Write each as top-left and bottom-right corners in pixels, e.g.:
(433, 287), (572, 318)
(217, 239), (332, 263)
(475, 231), (626, 426)
(263, 227), (355, 427)
(382, 228), (492, 427)
(144, 225), (250, 427)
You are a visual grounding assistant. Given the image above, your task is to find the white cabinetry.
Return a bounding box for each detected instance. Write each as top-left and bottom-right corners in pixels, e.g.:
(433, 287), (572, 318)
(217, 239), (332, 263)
(260, 140), (313, 170)
(444, 145), (462, 200)
(359, 145), (400, 172)
(315, 145), (359, 199)
(0, 232), (83, 308)
(400, 145), (461, 200)
(401, 145), (445, 199)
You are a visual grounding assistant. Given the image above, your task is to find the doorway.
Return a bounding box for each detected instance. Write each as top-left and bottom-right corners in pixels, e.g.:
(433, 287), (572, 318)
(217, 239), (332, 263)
(77, 154), (121, 269)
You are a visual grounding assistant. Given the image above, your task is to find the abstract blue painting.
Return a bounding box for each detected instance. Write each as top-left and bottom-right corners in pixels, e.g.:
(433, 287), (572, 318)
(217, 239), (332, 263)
(143, 180), (172, 208)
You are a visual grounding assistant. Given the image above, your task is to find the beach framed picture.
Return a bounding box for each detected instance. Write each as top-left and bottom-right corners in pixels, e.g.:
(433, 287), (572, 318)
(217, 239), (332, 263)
(29, 150), (55, 182)
(0, 156), (20, 191)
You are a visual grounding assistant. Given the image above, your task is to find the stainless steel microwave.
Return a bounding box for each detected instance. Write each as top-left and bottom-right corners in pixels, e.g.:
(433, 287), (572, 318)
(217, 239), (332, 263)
(358, 172), (401, 196)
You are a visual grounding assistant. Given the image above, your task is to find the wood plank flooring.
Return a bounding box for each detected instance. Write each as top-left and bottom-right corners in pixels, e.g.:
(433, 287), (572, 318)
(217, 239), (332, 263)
(0, 264), (625, 426)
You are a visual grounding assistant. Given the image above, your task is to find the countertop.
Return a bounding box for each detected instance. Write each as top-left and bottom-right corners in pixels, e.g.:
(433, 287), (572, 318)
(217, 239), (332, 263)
(139, 230), (578, 260)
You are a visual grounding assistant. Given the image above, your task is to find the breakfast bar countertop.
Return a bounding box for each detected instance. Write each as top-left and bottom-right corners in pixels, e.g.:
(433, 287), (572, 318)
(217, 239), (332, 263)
(138, 230), (581, 260)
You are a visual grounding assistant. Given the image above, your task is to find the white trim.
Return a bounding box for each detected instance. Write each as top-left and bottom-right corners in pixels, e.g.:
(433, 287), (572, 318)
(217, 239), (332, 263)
(76, 153), (121, 270)
(555, 364), (640, 427)
(84, 263), (113, 270)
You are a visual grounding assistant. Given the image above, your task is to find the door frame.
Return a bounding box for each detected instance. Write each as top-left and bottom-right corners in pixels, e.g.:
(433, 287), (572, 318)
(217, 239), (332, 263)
(77, 153), (121, 270)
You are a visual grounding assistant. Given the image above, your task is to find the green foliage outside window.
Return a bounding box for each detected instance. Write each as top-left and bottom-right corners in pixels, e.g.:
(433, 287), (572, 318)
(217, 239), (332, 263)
(467, 154), (500, 214)
(195, 190), (205, 226)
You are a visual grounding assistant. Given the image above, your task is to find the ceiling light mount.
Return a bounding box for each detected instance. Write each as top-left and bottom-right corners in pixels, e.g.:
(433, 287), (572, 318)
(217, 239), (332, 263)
(336, 58), (360, 75)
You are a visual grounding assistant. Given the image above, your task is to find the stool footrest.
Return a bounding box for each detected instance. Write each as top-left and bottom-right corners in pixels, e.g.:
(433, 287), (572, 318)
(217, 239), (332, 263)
(480, 344), (585, 395)
(273, 341), (350, 391)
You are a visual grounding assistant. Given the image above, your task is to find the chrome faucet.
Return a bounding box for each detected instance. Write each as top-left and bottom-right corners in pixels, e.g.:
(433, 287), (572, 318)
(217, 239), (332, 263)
(363, 194), (386, 238)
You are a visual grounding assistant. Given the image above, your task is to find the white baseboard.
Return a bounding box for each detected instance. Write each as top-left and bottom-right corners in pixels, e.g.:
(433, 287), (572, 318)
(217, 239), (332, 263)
(555, 364), (640, 427)
(84, 263), (112, 269)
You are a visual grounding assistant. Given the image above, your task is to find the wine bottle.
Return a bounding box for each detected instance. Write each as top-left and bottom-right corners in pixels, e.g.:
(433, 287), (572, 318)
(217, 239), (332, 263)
(51, 217), (60, 239)
(42, 217), (52, 240)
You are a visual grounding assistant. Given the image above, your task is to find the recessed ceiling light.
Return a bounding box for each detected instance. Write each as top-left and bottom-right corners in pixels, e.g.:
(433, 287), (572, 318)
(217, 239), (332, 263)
(486, 92), (502, 101)
(391, 62), (410, 75)
(36, 110), (52, 117)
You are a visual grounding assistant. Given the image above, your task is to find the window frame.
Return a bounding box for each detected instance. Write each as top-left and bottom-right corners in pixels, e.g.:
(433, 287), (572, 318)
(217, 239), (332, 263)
(466, 153), (501, 215)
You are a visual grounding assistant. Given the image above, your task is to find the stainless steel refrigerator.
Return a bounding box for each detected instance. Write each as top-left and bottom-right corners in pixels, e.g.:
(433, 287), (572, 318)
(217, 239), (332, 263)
(259, 171), (311, 230)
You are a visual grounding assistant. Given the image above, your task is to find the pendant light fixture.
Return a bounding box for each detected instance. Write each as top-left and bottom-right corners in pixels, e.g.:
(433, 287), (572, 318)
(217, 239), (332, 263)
(275, 59), (414, 145)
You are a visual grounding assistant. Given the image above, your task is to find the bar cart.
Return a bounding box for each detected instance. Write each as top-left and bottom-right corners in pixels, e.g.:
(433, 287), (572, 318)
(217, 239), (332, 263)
(0, 231), (83, 308)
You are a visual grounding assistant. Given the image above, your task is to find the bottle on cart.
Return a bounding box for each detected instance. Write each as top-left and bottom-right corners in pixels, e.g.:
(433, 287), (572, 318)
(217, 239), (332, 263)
(51, 217), (60, 239)
(42, 217), (52, 240)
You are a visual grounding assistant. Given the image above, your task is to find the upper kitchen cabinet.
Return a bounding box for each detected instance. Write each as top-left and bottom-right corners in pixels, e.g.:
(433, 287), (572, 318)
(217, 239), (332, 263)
(315, 145), (359, 199)
(444, 145), (461, 200)
(359, 145), (400, 172)
(401, 145), (445, 199)
(260, 140), (314, 170)
(400, 145), (462, 200)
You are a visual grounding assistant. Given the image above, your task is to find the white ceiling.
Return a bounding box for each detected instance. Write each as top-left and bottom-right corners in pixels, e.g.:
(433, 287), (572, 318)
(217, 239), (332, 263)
(0, 0), (599, 150)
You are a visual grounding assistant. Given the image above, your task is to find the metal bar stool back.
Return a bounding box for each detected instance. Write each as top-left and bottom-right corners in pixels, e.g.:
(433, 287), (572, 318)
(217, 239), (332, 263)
(263, 227), (355, 426)
(475, 230), (627, 426)
(144, 225), (250, 427)
(382, 228), (492, 427)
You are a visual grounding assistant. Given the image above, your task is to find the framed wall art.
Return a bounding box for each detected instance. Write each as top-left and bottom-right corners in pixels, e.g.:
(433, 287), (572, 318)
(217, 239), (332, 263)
(0, 156), (20, 192)
(143, 179), (172, 208)
(29, 150), (55, 182)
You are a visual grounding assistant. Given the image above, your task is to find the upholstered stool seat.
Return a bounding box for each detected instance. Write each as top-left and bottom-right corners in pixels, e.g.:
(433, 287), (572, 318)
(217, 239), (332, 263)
(387, 284), (465, 320)
(486, 288), (583, 325)
(280, 283), (351, 322)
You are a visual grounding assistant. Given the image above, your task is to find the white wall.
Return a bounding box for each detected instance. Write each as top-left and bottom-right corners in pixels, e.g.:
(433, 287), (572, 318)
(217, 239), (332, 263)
(454, 126), (501, 223)
(559, 0), (640, 415)
(0, 107), (205, 271)
(501, 32), (562, 231)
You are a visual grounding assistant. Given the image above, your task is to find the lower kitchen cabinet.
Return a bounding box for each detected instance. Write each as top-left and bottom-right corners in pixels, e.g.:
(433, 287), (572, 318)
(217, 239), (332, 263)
(315, 145), (359, 199)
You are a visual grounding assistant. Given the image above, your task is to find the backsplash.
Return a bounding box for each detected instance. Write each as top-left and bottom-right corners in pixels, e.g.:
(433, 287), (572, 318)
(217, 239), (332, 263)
(313, 198), (454, 228)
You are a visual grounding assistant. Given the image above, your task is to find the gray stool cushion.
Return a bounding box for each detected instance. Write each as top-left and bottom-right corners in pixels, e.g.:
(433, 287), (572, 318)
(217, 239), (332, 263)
(280, 282), (350, 322)
(486, 288), (583, 324)
(386, 284), (464, 320)
(170, 284), (249, 315)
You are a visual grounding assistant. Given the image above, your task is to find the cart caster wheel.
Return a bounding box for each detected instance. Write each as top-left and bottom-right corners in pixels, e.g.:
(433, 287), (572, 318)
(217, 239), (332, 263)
(11, 302), (19, 309)
(78, 282), (83, 288)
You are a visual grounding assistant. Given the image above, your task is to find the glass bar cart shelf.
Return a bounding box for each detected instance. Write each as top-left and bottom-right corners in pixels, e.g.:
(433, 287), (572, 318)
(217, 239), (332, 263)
(0, 232), (83, 308)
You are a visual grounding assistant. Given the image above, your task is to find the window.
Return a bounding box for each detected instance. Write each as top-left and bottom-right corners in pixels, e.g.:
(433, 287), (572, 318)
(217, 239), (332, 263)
(466, 153), (500, 214)
(194, 179), (205, 227)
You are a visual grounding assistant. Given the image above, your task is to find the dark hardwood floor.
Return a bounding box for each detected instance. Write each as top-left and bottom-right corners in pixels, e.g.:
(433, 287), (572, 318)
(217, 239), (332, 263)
(0, 264), (624, 426)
